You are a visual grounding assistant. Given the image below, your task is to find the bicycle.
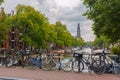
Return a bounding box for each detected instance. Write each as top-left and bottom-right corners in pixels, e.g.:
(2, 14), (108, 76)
(100, 53), (120, 76)
(72, 52), (106, 75)
(25, 54), (41, 70)
(41, 53), (72, 72)
(25, 49), (49, 70)
(5, 50), (20, 68)
(6, 50), (30, 68)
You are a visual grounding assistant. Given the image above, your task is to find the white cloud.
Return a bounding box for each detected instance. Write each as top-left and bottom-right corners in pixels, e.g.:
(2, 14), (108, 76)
(1, 0), (29, 13)
(1, 0), (95, 42)
(54, 0), (82, 9)
(82, 20), (96, 41)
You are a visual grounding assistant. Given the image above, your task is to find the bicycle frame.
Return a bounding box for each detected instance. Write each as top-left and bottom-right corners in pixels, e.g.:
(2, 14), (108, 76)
(98, 52), (120, 76)
(29, 54), (43, 67)
(30, 57), (41, 67)
(48, 55), (63, 70)
(44, 53), (72, 71)
(81, 54), (97, 72)
(105, 55), (120, 75)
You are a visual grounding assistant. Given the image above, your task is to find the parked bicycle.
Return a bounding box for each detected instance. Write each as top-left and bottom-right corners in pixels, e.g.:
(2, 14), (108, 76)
(5, 50), (19, 68)
(71, 51), (106, 75)
(6, 49), (30, 68)
(25, 49), (48, 70)
(41, 53), (72, 71)
(99, 52), (120, 76)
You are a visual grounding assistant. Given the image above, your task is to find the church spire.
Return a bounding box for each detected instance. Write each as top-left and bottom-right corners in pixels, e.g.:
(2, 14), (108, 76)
(76, 23), (81, 38)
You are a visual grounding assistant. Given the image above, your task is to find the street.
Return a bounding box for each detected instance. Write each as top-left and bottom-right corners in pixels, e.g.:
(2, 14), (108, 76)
(0, 66), (119, 80)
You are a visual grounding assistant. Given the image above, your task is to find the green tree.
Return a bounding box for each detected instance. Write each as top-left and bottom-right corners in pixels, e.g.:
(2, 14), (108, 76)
(85, 41), (94, 47)
(0, 7), (10, 47)
(83, 0), (120, 43)
(54, 21), (73, 48)
(111, 46), (120, 55)
(76, 38), (85, 46)
(0, 0), (7, 47)
(7, 4), (56, 48)
(93, 36), (110, 48)
(0, 8), (7, 38)
(93, 37), (104, 47)
(0, 0), (4, 5)
(71, 38), (78, 47)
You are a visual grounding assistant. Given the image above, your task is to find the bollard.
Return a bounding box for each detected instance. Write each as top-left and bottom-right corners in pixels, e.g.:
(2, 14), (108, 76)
(58, 53), (61, 70)
(78, 58), (80, 73)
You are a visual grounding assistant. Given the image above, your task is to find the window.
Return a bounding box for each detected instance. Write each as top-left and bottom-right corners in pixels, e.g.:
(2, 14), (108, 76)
(11, 41), (14, 49)
(11, 26), (14, 31)
(11, 33), (14, 40)
(19, 42), (22, 49)
(1, 41), (4, 48)
(9, 41), (11, 46)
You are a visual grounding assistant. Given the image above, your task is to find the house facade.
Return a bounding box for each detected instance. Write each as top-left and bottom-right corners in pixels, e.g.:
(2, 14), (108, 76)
(0, 7), (25, 51)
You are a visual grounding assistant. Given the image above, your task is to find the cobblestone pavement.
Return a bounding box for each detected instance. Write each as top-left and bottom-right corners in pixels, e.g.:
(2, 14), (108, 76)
(0, 66), (119, 80)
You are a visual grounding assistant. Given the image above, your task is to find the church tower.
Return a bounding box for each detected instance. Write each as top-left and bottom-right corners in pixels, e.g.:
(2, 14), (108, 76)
(76, 23), (81, 38)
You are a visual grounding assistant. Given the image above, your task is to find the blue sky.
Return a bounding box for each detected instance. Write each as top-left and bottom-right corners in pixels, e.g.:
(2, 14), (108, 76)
(1, 0), (95, 42)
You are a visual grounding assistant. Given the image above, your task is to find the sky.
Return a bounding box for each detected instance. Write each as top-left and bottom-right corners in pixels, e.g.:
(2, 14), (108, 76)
(0, 0), (96, 42)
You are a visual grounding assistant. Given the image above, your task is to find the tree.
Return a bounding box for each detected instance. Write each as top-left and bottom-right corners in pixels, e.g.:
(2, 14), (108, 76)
(0, 0), (4, 5)
(0, 7), (10, 47)
(54, 21), (73, 48)
(0, 7), (7, 38)
(71, 38), (78, 47)
(0, 0), (8, 48)
(83, 0), (120, 43)
(93, 36), (110, 48)
(0, 0), (5, 38)
(7, 4), (56, 49)
(85, 41), (94, 47)
(76, 38), (85, 46)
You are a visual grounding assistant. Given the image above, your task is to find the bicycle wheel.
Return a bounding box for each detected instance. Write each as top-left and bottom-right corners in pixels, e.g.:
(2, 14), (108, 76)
(92, 60), (106, 75)
(73, 60), (84, 73)
(42, 58), (54, 71)
(6, 56), (16, 68)
(61, 59), (72, 72)
(26, 58), (37, 70)
(114, 66), (120, 77)
(49, 59), (57, 71)
(117, 70), (120, 77)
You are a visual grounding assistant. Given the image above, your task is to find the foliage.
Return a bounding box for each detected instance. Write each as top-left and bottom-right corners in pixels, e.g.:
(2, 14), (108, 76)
(76, 38), (85, 46)
(111, 46), (120, 55)
(70, 37), (85, 47)
(0, 8), (7, 38)
(54, 21), (73, 48)
(0, 0), (4, 5)
(71, 38), (78, 47)
(53, 21), (85, 48)
(83, 0), (120, 43)
(7, 4), (56, 48)
(1, 4), (83, 49)
(93, 36), (110, 48)
(84, 41), (93, 47)
(6, 5), (75, 49)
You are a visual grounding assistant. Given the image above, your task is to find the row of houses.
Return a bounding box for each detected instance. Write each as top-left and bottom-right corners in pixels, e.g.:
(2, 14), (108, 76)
(0, 7), (26, 52)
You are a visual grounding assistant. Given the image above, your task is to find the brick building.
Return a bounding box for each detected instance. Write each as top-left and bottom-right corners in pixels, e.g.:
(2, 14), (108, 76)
(0, 7), (25, 51)
(7, 26), (25, 50)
